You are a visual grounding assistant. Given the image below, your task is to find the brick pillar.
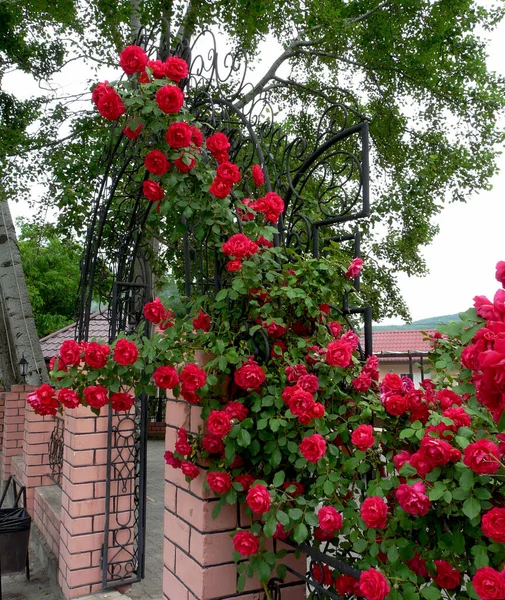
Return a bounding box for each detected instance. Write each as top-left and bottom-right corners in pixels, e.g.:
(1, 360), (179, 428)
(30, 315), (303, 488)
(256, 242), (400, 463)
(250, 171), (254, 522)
(0, 388), (5, 451)
(0, 384), (28, 480)
(58, 404), (110, 599)
(163, 395), (306, 600)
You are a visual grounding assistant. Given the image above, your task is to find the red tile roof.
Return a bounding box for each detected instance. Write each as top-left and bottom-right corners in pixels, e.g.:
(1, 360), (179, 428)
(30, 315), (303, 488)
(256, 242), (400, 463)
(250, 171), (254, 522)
(372, 329), (435, 355)
(39, 312), (109, 359)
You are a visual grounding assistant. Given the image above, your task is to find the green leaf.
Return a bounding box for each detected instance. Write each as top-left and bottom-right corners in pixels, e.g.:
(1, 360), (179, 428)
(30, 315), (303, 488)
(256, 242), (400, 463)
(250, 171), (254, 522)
(288, 508), (303, 520)
(323, 479), (334, 496)
(293, 522), (308, 543)
(264, 516), (277, 538)
(276, 510), (290, 526)
(459, 469), (475, 491)
(237, 574), (246, 592)
(420, 586), (441, 600)
(353, 539), (368, 553)
(388, 544), (399, 564)
(273, 471), (285, 487)
(463, 497), (481, 519)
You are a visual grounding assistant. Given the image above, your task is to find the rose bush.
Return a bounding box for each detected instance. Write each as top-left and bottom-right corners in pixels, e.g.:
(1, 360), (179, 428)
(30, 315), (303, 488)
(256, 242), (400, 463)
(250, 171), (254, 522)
(28, 44), (505, 600)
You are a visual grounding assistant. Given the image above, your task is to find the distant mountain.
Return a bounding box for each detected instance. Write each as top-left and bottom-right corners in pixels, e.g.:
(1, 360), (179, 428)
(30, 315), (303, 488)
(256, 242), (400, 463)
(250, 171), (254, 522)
(374, 314), (461, 331)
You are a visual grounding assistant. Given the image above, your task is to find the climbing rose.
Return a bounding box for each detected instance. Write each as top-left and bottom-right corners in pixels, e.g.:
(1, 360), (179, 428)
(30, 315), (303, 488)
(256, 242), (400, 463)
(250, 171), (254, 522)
(145, 150), (170, 175)
(406, 553), (428, 578)
(234, 358), (265, 390)
(273, 523), (290, 541)
(60, 340), (81, 366)
(250, 192), (284, 223)
(345, 257), (363, 278)
(233, 531), (259, 556)
(113, 339), (138, 366)
(110, 392), (135, 411)
(395, 482), (431, 516)
(435, 388), (462, 410)
(433, 560), (461, 589)
(381, 372), (403, 392)
(351, 425), (375, 451)
(463, 439), (500, 474)
(283, 481), (304, 497)
(84, 342), (110, 369)
(174, 155), (196, 172)
(91, 81), (111, 105)
(146, 59), (165, 78)
(246, 484), (271, 514)
(326, 340), (353, 367)
(481, 507), (505, 542)
(442, 406), (471, 430)
(155, 85), (184, 113)
(361, 497), (388, 529)
(328, 321), (342, 337)
(472, 567), (505, 600)
(299, 433), (326, 463)
(143, 298), (166, 324)
(202, 434), (224, 454)
(264, 321), (287, 339)
(153, 366), (179, 389)
(209, 177), (232, 198)
(164, 56), (188, 82)
(359, 569), (390, 600)
(207, 410), (232, 438)
(336, 575), (360, 596)
(193, 310), (211, 332)
(251, 164), (265, 186)
(285, 364), (308, 382)
(164, 450), (181, 469)
(180, 364), (207, 390)
(216, 161), (241, 184)
(83, 385), (109, 409)
(206, 132), (230, 156)
(166, 121), (193, 148)
(207, 472), (232, 494)
(222, 233), (258, 259)
(233, 474), (256, 491)
(27, 385), (59, 416)
(227, 259), (242, 272)
(119, 45), (148, 74)
(123, 123), (143, 139)
(96, 89), (126, 120)
(143, 180), (164, 202)
(318, 506), (343, 534)
(225, 401), (248, 421)
(495, 261), (505, 287)
(58, 388), (80, 409)
(181, 462), (199, 479)
(352, 372), (372, 392)
(190, 126), (203, 147)
(297, 374), (319, 393)
(287, 387), (314, 417)
(383, 393), (408, 416)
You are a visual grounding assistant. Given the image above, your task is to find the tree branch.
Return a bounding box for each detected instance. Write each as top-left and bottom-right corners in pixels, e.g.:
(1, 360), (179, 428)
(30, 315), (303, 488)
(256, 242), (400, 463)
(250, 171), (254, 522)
(344, 1), (388, 24)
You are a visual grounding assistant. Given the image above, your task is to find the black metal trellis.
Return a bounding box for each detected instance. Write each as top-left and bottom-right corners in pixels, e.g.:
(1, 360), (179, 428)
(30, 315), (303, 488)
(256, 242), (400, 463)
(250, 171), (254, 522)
(75, 22), (372, 592)
(48, 415), (64, 486)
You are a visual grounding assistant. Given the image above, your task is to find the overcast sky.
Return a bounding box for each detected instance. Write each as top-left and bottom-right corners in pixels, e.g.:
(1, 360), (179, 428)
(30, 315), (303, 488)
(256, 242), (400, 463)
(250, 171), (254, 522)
(5, 11), (505, 326)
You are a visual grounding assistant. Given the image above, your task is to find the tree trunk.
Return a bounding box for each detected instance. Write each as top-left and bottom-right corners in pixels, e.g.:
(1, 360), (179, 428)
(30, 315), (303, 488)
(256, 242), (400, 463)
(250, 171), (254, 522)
(0, 200), (48, 385)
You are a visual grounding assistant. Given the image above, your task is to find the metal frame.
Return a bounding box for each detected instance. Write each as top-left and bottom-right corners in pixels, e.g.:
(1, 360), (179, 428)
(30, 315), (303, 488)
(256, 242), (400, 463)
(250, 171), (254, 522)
(48, 415), (65, 486)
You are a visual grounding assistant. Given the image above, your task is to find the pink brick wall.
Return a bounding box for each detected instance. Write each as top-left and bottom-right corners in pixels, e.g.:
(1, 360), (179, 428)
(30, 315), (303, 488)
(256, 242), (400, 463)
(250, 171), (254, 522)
(34, 486), (62, 560)
(163, 392), (306, 600)
(0, 388), (5, 450)
(0, 385), (29, 480)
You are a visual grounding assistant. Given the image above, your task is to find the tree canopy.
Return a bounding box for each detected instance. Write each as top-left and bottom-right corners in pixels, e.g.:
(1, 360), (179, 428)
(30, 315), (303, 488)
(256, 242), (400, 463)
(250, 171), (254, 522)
(2, 0), (505, 320)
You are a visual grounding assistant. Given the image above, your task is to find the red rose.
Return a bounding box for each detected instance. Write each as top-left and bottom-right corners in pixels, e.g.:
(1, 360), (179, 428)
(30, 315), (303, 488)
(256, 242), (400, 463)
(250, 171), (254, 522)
(191, 126), (203, 147)
(143, 180), (164, 202)
(328, 321), (342, 337)
(273, 523), (290, 541)
(299, 433), (326, 463)
(97, 88), (126, 120)
(250, 192), (284, 223)
(145, 150), (170, 175)
(433, 560), (461, 589)
(91, 81), (111, 105)
(257, 235), (273, 247)
(166, 121), (193, 148)
(419, 436), (454, 467)
(351, 424), (375, 451)
(84, 342), (110, 369)
(318, 506), (343, 534)
(361, 497), (388, 529)
(180, 364), (207, 390)
(181, 462), (199, 479)
(352, 373), (372, 392)
(326, 340), (353, 367)
(143, 297), (166, 324)
(119, 45), (148, 74)
(123, 122), (143, 139)
(393, 450), (412, 472)
(234, 357), (265, 390)
(311, 403), (325, 418)
(251, 164), (265, 186)
(216, 161), (241, 184)
(207, 410), (232, 438)
(472, 567), (505, 600)
(209, 177), (232, 198)
(345, 257), (363, 279)
(285, 364), (308, 382)
(297, 374), (319, 393)
(193, 310), (211, 332)
(482, 507), (505, 543)
(395, 482), (431, 516)
(406, 553), (428, 578)
(359, 569), (390, 600)
(222, 233), (259, 259)
(153, 365), (179, 389)
(180, 386), (200, 405)
(383, 393), (408, 416)
(287, 387), (315, 417)
(202, 434), (224, 454)
(227, 259), (242, 272)
(282, 481), (304, 497)
(58, 388), (80, 409)
(263, 321), (287, 339)
(206, 132), (230, 156)
(164, 450), (181, 469)
(113, 338), (138, 366)
(60, 339), (81, 366)
(246, 484), (271, 514)
(146, 59), (166, 78)
(225, 401), (248, 421)
(496, 261), (505, 288)
(233, 474), (256, 491)
(407, 390), (430, 424)
(381, 373), (403, 392)
(174, 155), (196, 172)
(314, 527), (334, 541)
(164, 56), (189, 82)
(110, 392), (135, 411)
(207, 471), (232, 494)
(155, 84), (184, 113)
(83, 385), (109, 409)
(336, 575), (360, 596)
(233, 531), (259, 556)
(435, 388), (462, 410)
(49, 356), (67, 374)
(463, 439), (500, 474)
(312, 564), (333, 587)
(410, 451), (434, 477)
(27, 385), (60, 416)
(442, 407), (471, 430)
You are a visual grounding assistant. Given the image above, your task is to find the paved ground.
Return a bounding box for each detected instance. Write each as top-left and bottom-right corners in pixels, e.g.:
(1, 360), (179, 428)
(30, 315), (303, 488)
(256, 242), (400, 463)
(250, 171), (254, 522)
(0, 440), (165, 600)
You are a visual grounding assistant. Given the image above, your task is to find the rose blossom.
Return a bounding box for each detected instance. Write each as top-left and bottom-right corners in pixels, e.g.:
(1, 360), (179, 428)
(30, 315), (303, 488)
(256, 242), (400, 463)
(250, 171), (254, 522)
(209, 177), (232, 198)
(123, 123), (143, 139)
(227, 259), (242, 272)
(472, 567), (505, 600)
(496, 261), (505, 287)
(359, 569), (390, 600)
(433, 560), (461, 589)
(207, 471), (232, 494)
(233, 531), (259, 556)
(143, 297), (166, 324)
(381, 373), (403, 392)
(193, 310), (211, 332)
(273, 523), (290, 541)
(285, 364), (308, 382)
(419, 436), (455, 467)
(166, 121), (193, 148)
(395, 482), (431, 516)
(318, 506), (343, 534)
(207, 410), (232, 438)
(146, 59), (165, 78)
(345, 257), (363, 279)
(463, 439), (500, 474)
(264, 321), (287, 339)
(443, 406), (471, 429)
(164, 56), (189, 82)
(282, 481), (304, 497)
(113, 338), (138, 366)
(191, 126), (203, 147)
(234, 357), (265, 390)
(297, 374), (319, 393)
(225, 401), (248, 421)
(351, 424), (375, 451)
(58, 388), (80, 409)
(60, 339), (81, 366)
(361, 497), (388, 528)
(92, 81), (111, 105)
(83, 385), (109, 409)
(328, 321), (342, 337)
(393, 450), (412, 472)
(246, 484), (271, 514)
(206, 132), (230, 156)
(97, 88), (126, 120)
(153, 365), (179, 389)
(336, 575), (360, 596)
(145, 150), (170, 175)
(84, 342), (110, 369)
(180, 364), (207, 390)
(326, 340), (353, 367)
(406, 553), (428, 578)
(299, 433), (326, 463)
(435, 388), (462, 410)
(250, 192), (284, 223)
(110, 392), (135, 411)
(287, 387), (315, 417)
(202, 434), (224, 454)
(155, 84), (184, 113)
(481, 507), (505, 543)
(174, 155), (196, 172)
(181, 462), (199, 479)
(251, 164), (265, 186)
(216, 161), (241, 184)
(27, 385), (60, 416)
(222, 233), (258, 259)
(352, 372), (373, 392)
(383, 393), (408, 416)
(143, 180), (164, 202)
(233, 474), (256, 491)
(119, 45), (148, 74)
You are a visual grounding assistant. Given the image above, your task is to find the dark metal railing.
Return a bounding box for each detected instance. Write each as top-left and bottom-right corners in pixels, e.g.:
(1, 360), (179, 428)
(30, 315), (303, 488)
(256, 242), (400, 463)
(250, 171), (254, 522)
(48, 416), (65, 486)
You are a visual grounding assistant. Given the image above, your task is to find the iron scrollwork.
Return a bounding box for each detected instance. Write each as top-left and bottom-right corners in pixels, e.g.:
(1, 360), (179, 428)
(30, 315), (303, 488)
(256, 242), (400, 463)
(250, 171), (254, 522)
(48, 415), (64, 486)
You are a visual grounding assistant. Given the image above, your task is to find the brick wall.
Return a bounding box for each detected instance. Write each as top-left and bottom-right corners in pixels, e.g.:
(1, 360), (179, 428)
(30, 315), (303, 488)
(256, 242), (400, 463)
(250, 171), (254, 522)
(0, 388), (5, 450)
(148, 421), (166, 439)
(0, 384), (28, 480)
(34, 485), (62, 560)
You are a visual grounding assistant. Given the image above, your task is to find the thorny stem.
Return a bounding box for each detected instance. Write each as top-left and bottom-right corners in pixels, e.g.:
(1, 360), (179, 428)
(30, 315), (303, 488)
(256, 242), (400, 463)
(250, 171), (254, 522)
(262, 580), (273, 600)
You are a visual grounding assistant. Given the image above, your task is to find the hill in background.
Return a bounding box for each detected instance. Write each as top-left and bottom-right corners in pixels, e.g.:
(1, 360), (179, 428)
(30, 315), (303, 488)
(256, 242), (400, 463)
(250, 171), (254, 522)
(374, 314), (461, 331)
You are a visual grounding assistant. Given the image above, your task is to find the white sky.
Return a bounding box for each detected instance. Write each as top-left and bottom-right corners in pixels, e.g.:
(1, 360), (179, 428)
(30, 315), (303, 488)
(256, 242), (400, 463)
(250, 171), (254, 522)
(4, 12), (505, 326)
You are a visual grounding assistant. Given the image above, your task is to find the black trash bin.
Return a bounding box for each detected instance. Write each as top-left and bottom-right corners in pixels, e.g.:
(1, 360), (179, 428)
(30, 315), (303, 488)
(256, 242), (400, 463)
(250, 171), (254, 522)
(0, 506), (31, 574)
